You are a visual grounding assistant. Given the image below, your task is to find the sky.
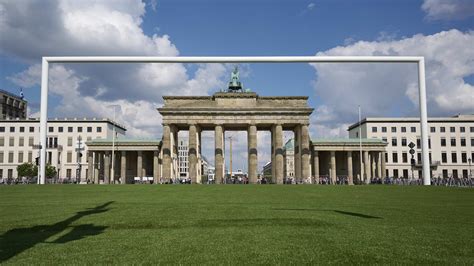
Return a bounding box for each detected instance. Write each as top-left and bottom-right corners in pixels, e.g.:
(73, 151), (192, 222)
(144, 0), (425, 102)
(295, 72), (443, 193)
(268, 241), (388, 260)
(0, 0), (473, 172)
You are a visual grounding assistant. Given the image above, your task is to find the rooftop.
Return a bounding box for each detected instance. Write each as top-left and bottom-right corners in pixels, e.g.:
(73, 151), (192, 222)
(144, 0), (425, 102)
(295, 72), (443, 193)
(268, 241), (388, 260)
(347, 114), (474, 131)
(0, 117), (127, 131)
(311, 138), (387, 146)
(0, 89), (27, 102)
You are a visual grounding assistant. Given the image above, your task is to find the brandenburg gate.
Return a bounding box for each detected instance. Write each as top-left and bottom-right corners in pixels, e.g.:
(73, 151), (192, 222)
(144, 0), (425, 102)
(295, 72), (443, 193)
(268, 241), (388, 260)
(158, 68), (314, 184)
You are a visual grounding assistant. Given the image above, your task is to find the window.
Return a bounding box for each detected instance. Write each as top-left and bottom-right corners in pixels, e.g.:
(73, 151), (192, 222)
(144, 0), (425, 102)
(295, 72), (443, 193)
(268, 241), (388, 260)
(0, 152), (3, 163)
(462, 170), (468, 178)
(441, 138), (446, 147)
(87, 126), (92, 133)
(460, 127), (465, 133)
(28, 137), (34, 146)
(58, 127), (63, 133)
(461, 153), (467, 163)
(460, 138), (466, 147)
(355, 132), (359, 138)
(19, 126), (24, 132)
(403, 169), (409, 179)
(48, 127), (54, 133)
(451, 152), (457, 163)
(392, 152), (398, 163)
(382, 137), (387, 142)
(401, 127), (406, 133)
(381, 127), (387, 133)
(28, 151), (32, 163)
(471, 126), (474, 133)
(450, 127), (455, 133)
(411, 127), (416, 133)
(78, 127), (83, 133)
(391, 127), (396, 133)
(402, 138), (407, 146)
(68, 127), (73, 133)
(10, 126), (15, 132)
(440, 127), (445, 133)
(0, 137), (3, 146)
(402, 152), (408, 163)
(430, 127), (435, 133)
(18, 152), (23, 163)
(67, 137), (73, 147)
(391, 138), (397, 146)
(67, 152), (72, 163)
(19, 137), (24, 147)
(429, 138), (431, 149)
(8, 152), (14, 163)
(471, 138), (474, 146)
(97, 127), (102, 133)
(0, 127), (4, 132)
(385, 152), (388, 163)
(441, 152), (447, 163)
(393, 169), (399, 178)
(417, 138), (421, 148)
(66, 169), (72, 178)
(29, 126), (34, 132)
(451, 138), (456, 147)
(452, 169), (458, 178)
(442, 169), (448, 178)
(9, 137), (14, 146)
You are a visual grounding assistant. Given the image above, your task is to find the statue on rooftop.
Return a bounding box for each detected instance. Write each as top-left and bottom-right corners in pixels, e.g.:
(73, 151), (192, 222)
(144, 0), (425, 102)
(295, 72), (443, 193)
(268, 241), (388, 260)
(227, 66), (244, 92)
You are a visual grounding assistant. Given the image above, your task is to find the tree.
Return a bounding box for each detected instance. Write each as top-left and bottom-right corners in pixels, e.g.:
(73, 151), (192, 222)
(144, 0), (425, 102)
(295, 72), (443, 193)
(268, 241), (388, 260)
(45, 164), (57, 178)
(16, 163), (37, 178)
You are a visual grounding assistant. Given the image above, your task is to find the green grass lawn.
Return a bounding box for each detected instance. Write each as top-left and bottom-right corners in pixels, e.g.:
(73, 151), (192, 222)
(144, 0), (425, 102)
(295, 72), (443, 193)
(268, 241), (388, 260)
(0, 185), (473, 264)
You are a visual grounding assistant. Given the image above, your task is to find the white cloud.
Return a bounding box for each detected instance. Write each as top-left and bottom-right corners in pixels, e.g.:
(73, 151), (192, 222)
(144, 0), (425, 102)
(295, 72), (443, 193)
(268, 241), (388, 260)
(422, 0), (474, 20)
(1, 0), (229, 137)
(307, 3), (316, 10)
(311, 29), (474, 137)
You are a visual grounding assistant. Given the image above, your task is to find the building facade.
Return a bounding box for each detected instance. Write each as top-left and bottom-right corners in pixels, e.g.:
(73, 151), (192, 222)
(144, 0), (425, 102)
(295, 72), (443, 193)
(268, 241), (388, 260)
(283, 138), (295, 178)
(348, 115), (474, 179)
(0, 118), (125, 181)
(178, 140), (189, 178)
(1, 89), (27, 119)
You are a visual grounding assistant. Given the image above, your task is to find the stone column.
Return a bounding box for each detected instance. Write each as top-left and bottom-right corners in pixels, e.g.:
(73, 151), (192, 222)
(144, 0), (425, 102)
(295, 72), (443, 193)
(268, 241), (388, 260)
(364, 151), (371, 184)
(347, 151), (354, 185)
(162, 124), (172, 182)
(294, 125), (301, 181)
(248, 124), (258, 184)
(120, 150), (126, 184)
(137, 151), (143, 179)
(87, 151), (93, 183)
(215, 125), (224, 184)
(274, 124), (284, 184)
(313, 151), (319, 184)
(381, 151), (386, 178)
(301, 124), (310, 181)
(172, 128), (178, 181)
(271, 127), (276, 182)
(104, 151), (110, 184)
(189, 124), (198, 183)
(377, 152), (382, 178)
(153, 150), (159, 184)
(330, 151), (336, 184)
(94, 152), (100, 184)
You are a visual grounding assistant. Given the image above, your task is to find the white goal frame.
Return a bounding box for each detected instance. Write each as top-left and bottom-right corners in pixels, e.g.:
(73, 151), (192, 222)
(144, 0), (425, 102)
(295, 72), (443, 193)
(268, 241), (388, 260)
(39, 56), (430, 185)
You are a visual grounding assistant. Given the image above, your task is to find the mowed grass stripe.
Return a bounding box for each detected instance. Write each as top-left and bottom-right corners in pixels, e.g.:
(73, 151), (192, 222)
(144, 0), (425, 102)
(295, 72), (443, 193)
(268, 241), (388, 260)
(0, 185), (472, 264)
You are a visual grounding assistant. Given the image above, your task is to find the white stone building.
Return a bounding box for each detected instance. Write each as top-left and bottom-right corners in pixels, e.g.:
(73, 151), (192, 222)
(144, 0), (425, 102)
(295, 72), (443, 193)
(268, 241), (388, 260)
(0, 117), (125, 181)
(177, 140), (189, 178)
(283, 138), (295, 178)
(348, 114), (474, 179)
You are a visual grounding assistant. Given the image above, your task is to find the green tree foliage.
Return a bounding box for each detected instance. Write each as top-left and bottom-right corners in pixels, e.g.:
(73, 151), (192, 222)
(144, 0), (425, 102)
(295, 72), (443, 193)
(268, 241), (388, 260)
(45, 164), (57, 178)
(16, 163), (37, 178)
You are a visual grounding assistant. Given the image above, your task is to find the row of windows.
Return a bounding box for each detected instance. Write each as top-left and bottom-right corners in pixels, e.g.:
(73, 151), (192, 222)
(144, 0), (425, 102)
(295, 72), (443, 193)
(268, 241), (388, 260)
(383, 137), (474, 148)
(0, 126), (103, 133)
(0, 151), (85, 164)
(389, 169), (471, 179)
(0, 168), (83, 179)
(372, 125), (474, 133)
(0, 136), (94, 148)
(387, 151), (473, 164)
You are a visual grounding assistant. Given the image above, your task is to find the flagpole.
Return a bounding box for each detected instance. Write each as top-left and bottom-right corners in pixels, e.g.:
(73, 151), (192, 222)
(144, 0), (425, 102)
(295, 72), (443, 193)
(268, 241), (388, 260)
(359, 105), (363, 184)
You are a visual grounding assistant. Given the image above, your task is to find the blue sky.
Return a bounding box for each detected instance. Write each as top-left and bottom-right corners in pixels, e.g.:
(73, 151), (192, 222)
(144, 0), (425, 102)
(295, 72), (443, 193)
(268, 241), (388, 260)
(0, 0), (473, 171)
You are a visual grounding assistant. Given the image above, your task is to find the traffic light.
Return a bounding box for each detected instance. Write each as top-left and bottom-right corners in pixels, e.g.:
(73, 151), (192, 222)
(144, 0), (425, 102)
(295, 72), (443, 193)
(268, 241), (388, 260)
(35, 157), (39, 166)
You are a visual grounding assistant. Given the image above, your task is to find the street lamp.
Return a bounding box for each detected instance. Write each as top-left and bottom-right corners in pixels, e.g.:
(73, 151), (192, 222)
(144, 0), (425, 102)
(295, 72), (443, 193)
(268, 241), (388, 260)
(108, 104), (120, 184)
